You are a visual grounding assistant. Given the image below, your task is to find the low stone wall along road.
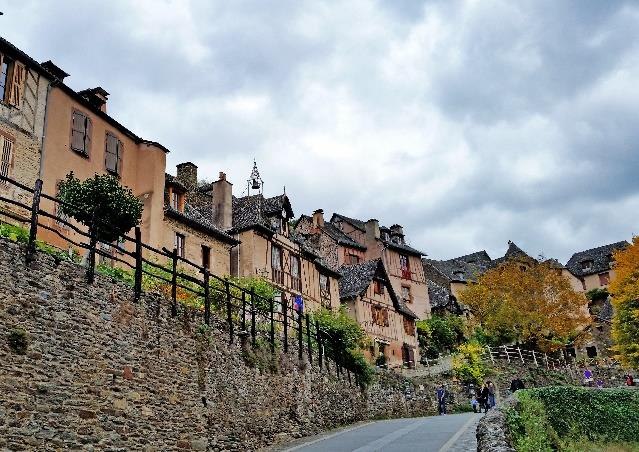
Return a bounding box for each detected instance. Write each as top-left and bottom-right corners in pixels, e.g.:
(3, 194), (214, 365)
(276, 412), (482, 452)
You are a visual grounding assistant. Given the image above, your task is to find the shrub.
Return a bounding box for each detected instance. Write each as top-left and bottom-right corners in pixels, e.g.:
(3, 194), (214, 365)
(57, 172), (143, 243)
(507, 387), (639, 451)
(417, 314), (466, 358)
(586, 287), (609, 301)
(452, 342), (485, 385)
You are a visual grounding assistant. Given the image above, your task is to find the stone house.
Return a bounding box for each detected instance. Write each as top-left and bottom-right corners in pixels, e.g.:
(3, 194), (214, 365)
(425, 241), (532, 301)
(210, 163), (342, 314)
(564, 241), (629, 293)
(563, 240), (629, 360)
(328, 213), (431, 320)
(163, 163), (239, 276)
(0, 37), (52, 220)
(294, 209), (368, 269)
(339, 259), (419, 368)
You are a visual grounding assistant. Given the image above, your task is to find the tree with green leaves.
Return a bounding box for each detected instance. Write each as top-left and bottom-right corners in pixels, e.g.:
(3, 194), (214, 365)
(417, 314), (466, 359)
(57, 172), (143, 243)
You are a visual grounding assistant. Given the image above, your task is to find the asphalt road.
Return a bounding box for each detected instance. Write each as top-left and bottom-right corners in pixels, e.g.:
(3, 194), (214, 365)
(278, 412), (481, 452)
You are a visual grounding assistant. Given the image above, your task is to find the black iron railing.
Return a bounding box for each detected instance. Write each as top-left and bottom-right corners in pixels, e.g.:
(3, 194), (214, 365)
(0, 175), (355, 383)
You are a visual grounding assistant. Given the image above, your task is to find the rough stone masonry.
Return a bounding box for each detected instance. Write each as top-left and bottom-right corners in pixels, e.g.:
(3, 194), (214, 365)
(0, 238), (438, 451)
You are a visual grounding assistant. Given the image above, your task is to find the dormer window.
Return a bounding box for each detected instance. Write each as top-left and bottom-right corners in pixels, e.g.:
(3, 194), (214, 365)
(454, 271), (465, 280)
(168, 186), (185, 213)
(581, 260), (593, 272)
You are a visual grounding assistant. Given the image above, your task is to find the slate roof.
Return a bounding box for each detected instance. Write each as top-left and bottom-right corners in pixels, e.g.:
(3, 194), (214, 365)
(330, 212), (425, 256)
(425, 255), (494, 283)
(164, 204), (238, 244)
(322, 222), (367, 250)
(491, 241), (532, 266)
(338, 259), (417, 318)
(289, 230), (340, 277)
(331, 213), (366, 231)
(597, 298), (614, 322)
(427, 280), (452, 309)
(565, 241), (629, 277)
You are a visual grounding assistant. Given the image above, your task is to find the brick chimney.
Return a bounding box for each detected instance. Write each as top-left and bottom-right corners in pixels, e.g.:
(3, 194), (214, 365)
(312, 209), (325, 228)
(176, 162), (198, 191)
(365, 219), (380, 243)
(208, 171), (233, 230)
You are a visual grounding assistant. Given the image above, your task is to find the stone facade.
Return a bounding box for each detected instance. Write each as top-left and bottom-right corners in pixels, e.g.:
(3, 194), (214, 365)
(0, 238), (445, 451)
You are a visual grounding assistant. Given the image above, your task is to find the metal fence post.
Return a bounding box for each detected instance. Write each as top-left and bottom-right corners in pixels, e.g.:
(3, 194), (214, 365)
(250, 289), (256, 347)
(241, 291), (247, 333)
(306, 313), (313, 365)
(270, 297), (275, 353)
(297, 310), (303, 361)
(170, 248), (178, 317)
(225, 280), (233, 344)
(25, 179), (42, 264)
(316, 320), (322, 369)
(86, 211), (97, 284)
(133, 227), (142, 302)
(203, 268), (210, 325)
(283, 297), (289, 353)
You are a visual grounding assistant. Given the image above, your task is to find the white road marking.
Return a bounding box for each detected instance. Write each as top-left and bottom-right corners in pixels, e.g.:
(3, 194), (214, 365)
(437, 415), (478, 452)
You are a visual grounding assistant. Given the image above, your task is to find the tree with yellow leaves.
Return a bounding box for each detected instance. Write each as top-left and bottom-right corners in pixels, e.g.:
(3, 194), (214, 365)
(610, 237), (639, 368)
(458, 259), (590, 352)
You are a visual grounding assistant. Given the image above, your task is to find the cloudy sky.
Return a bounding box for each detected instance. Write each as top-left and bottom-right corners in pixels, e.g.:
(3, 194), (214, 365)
(3, 1), (638, 262)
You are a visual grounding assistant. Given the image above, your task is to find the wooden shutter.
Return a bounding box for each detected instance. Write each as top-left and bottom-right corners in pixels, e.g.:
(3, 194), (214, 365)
(84, 117), (92, 155)
(383, 309), (389, 327)
(71, 111), (86, 152)
(105, 133), (118, 173)
(116, 139), (122, 174)
(0, 135), (13, 181)
(7, 61), (26, 108)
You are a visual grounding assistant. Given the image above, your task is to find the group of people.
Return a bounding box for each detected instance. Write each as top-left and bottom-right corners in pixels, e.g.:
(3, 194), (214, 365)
(435, 376), (526, 416)
(470, 381), (497, 414)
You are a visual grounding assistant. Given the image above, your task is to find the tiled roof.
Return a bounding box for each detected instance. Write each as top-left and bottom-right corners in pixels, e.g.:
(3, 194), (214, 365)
(339, 259), (417, 319)
(165, 173), (187, 192)
(322, 223), (367, 250)
(565, 241), (629, 277)
(491, 241), (532, 266)
(230, 194), (293, 234)
(331, 213), (366, 231)
(425, 256), (494, 283)
(164, 204), (238, 244)
(331, 212), (424, 256)
(427, 280), (452, 309)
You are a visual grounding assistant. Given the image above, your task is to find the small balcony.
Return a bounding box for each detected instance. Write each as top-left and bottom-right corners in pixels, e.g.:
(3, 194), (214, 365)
(401, 268), (411, 280)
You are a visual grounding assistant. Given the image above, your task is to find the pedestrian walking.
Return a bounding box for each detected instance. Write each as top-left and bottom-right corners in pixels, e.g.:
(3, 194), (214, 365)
(487, 381), (496, 408)
(436, 384), (448, 415)
(626, 375), (634, 386)
(478, 383), (490, 413)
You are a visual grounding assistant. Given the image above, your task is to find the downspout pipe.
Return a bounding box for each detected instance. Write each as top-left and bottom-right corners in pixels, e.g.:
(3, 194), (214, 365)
(38, 78), (60, 180)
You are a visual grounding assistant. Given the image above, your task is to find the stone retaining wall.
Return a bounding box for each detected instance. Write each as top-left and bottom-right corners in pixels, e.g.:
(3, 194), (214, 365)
(476, 396), (517, 452)
(0, 239), (439, 451)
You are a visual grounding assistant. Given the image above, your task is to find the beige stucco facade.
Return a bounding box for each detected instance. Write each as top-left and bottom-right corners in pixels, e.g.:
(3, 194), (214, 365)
(562, 268), (617, 293)
(38, 85), (167, 254)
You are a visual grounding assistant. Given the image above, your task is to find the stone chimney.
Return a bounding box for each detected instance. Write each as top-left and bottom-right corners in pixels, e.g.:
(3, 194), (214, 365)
(209, 171), (233, 230)
(78, 87), (109, 113)
(176, 162), (198, 191)
(390, 224), (404, 244)
(365, 219), (380, 243)
(312, 209), (325, 228)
